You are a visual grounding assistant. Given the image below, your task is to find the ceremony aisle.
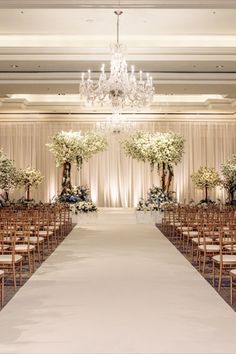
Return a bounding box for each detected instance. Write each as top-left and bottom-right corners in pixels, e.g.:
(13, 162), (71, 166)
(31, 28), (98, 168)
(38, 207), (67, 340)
(0, 209), (236, 354)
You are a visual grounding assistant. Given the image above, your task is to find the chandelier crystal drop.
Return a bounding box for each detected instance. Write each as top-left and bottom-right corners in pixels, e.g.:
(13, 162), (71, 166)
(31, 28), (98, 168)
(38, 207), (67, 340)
(79, 11), (155, 113)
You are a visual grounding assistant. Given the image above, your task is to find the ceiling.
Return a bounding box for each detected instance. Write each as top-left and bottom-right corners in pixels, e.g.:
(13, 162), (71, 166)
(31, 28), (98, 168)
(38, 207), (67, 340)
(0, 0), (236, 115)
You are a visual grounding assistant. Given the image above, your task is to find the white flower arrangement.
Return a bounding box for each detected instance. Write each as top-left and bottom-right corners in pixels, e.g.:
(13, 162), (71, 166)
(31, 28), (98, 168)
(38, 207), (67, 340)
(221, 154), (236, 183)
(136, 199), (151, 212)
(16, 167), (44, 188)
(122, 131), (185, 167)
(221, 154), (236, 203)
(0, 149), (18, 201)
(191, 167), (221, 189)
(46, 130), (107, 167)
(191, 166), (221, 202)
(47, 130), (107, 196)
(71, 200), (98, 214)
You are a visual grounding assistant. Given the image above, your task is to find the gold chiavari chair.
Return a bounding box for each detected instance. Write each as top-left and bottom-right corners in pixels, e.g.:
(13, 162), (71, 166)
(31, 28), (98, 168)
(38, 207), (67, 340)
(212, 229), (236, 291)
(0, 269), (4, 307)
(230, 269), (236, 305)
(0, 220), (23, 290)
(14, 219), (36, 275)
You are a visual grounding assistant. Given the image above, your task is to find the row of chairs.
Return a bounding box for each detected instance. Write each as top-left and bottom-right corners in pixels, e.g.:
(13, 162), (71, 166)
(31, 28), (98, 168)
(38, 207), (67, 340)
(0, 203), (73, 307)
(161, 204), (236, 306)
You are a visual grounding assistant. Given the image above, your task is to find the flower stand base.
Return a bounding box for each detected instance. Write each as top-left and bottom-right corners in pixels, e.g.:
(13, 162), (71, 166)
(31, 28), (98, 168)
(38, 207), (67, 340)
(72, 212), (98, 225)
(136, 211), (163, 224)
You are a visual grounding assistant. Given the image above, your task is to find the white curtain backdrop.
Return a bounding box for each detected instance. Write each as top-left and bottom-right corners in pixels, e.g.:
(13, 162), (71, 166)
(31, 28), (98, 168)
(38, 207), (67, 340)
(0, 119), (235, 207)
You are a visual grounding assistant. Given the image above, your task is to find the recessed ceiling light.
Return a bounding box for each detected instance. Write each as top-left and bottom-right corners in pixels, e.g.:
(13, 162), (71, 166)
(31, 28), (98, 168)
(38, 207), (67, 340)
(216, 65), (224, 68)
(10, 64), (18, 68)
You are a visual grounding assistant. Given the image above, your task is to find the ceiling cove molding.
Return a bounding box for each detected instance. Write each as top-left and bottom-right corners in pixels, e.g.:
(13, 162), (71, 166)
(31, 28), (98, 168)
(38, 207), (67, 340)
(0, 96), (234, 111)
(0, 0), (236, 9)
(1, 46), (236, 56)
(0, 112), (235, 123)
(0, 72), (236, 82)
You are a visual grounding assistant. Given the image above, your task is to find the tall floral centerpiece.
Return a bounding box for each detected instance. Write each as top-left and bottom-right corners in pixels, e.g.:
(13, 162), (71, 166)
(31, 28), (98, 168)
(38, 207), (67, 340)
(191, 166), (221, 202)
(47, 130), (107, 196)
(16, 167), (44, 201)
(122, 131), (184, 210)
(123, 131), (184, 192)
(0, 149), (18, 202)
(221, 154), (236, 205)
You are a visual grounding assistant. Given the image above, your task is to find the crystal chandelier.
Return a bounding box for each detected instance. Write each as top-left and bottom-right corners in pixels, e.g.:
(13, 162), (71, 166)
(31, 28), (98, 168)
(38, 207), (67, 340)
(96, 113), (133, 134)
(79, 11), (155, 113)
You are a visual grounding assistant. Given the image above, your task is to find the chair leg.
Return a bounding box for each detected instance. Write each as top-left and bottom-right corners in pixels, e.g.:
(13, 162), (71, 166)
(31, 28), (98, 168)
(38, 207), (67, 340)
(37, 243), (41, 263)
(28, 251), (32, 274)
(218, 265), (223, 292)
(230, 275), (233, 306)
(0, 276), (3, 307)
(19, 261), (22, 286)
(213, 261), (215, 287)
(32, 250), (35, 272)
(12, 264), (16, 290)
(202, 253), (206, 275)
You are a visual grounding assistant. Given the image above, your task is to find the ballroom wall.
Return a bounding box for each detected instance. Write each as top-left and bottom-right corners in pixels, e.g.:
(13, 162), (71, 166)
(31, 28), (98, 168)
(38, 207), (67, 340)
(0, 117), (235, 207)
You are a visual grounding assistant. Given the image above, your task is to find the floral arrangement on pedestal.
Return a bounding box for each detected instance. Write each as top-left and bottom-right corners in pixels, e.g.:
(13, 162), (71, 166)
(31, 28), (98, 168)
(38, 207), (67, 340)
(16, 167), (44, 201)
(0, 149), (18, 203)
(55, 185), (98, 214)
(191, 166), (221, 203)
(47, 130), (107, 213)
(122, 131), (184, 210)
(146, 185), (176, 209)
(221, 154), (236, 205)
(136, 186), (176, 212)
(72, 200), (98, 215)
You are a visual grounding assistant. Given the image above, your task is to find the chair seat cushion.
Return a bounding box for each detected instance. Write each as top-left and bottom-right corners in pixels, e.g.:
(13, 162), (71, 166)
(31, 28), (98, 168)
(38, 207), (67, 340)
(29, 236), (44, 243)
(182, 231), (198, 237)
(0, 245), (10, 251)
(213, 255), (236, 263)
(38, 230), (53, 236)
(177, 226), (192, 231)
(4, 236), (20, 242)
(0, 255), (22, 264)
(15, 244), (35, 251)
(230, 269), (236, 277)
(198, 244), (220, 252)
(192, 237), (213, 244)
(169, 222), (181, 226)
(224, 245), (236, 251)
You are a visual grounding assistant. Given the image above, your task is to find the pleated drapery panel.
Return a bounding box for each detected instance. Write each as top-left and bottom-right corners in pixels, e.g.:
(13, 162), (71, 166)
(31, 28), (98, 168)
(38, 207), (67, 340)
(0, 120), (235, 207)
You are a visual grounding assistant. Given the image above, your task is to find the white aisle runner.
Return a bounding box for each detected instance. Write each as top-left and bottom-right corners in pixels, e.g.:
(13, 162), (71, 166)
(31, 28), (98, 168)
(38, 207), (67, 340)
(1, 209), (236, 354)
